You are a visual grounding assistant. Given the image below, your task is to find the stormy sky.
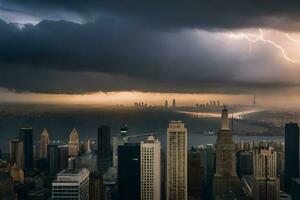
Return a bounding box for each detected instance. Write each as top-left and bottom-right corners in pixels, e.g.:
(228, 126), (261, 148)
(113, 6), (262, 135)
(1, 1), (300, 96)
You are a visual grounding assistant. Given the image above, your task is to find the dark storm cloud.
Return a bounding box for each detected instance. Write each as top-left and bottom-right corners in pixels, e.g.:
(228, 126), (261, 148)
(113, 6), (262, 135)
(2, 0), (300, 30)
(1, 1), (300, 93)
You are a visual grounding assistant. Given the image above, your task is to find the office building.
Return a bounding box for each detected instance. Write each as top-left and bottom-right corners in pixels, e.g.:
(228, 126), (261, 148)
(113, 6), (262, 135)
(118, 143), (140, 200)
(47, 144), (59, 176)
(58, 145), (69, 171)
(40, 128), (50, 159)
(252, 148), (280, 200)
(98, 125), (111, 174)
(0, 172), (14, 199)
(68, 128), (79, 157)
(120, 125), (128, 139)
(140, 136), (161, 200)
(167, 121), (187, 200)
(19, 127), (34, 171)
(213, 107), (241, 198)
(237, 151), (253, 175)
(203, 144), (215, 200)
(9, 139), (24, 168)
(89, 172), (104, 200)
(165, 100), (168, 108)
(52, 168), (90, 200)
(284, 123), (299, 193)
(188, 147), (202, 200)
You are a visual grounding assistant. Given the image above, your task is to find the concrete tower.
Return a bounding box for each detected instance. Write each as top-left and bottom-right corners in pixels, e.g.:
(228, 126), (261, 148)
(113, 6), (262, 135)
(40, 128), (50, 159)
(167, 121), (187, 200)
(68, 128), (79, 157)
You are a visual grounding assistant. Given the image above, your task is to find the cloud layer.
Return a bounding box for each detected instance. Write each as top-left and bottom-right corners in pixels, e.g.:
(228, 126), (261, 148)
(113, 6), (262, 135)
(0, 1), (300, 93)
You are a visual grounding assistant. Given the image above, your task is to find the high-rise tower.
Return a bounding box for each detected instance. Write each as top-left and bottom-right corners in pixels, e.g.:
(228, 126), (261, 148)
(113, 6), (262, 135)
(97, 125), (111, 174)
(252, 148), (280, 200)
(166, 121), (187, 200)
(40, 128), (50, 159)
(19, 128), (34, 171)
(284, 123), (299, 193)
(9, 140), (24, 168)
(213, 107), (241, 198)
(68, 128), (79, 157)
(140, 136), (161, 200)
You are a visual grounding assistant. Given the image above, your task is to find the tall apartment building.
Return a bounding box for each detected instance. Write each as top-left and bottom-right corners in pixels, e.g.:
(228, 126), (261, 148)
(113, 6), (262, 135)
(252, 148), (280, 200)
(167, 121), (187, 200)
(52, 168), (90, 200)
(140, 136), (161, 200)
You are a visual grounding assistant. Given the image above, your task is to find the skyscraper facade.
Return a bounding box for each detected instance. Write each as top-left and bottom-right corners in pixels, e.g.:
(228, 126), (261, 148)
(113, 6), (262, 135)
(284, 123), (299, 193)
(188, 148), (202, 199)
(213, 107), (241, 198)
(252, 148), (280, 200)
(140, 136), (161, 200)
(97, 125), (111, 174)
(19, 128), (34, 171)
(118, 143), (140, 200)
(68, 128), (79, 157)
(40, 128), (50, 159)
(166, 121), (187, 200)
(52, 168), (90, 200)
(48, 144), (59, 176)
(9, 140), (24, 168)
(58, 145), (69, 171)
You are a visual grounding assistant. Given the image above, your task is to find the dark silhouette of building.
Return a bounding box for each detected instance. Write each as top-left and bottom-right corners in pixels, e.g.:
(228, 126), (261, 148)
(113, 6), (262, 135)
(19, 128), (34, 171)
(97, 125), (111, 174)
(47, 144), (59, 176)
(188, 147), (203, 199)
(58, 145), (69, 171)
(118, 143), (140, 200)
(284, 123), (299, 193)
(203, 144), (215, 200)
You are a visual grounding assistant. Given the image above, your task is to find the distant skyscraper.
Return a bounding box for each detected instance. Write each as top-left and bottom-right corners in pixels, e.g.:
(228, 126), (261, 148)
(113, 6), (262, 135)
(97, 125), (111, 173)
(252, 148), (280, 200)
(140, 136), (161, 200)
(52, 168), (90, 200)
(68, 128), (79, 157)
(284, 123), (299, 193)
(47, 144), (59, 176)
(165, 100), (168, 108)
(167, 121), (187, 200)
(213, 107), (241, 198)
(118, 143), (140, 200)
(253, 88), (256, 106)
(89, 172), (104, 200)
(172, 99), (176, 108)
(40, 128), (50, 159)
(188, 147), (202, 199)
(9, 140), (24, 168)
(19, 128), (34, 171)
(58, 145), (68, 171)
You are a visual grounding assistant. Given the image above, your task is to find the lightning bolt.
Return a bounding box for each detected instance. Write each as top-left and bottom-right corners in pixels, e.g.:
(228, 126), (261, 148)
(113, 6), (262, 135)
(286, 33), (300, 44)
(230, 29), (300, 64)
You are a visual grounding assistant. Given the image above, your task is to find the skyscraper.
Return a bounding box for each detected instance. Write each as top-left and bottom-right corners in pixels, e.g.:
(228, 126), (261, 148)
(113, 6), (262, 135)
(167, 121), (187, 200)
(188, 147), (202, 200)
(9, 139), (24, 168)
(203, 144), (215, 200)
(97, 125), (111, 174)
(52, 168), (90, 200)
(140, 136), (161, 200)
(58, 145), (69, 171)
(252, 148), (280, 200)
(118, 143), (140, 200)
(47, 144), (59, 176)
(213, 107), (241, 198)
(165, 100), (168, 108)
(68, 128), (79, 157)
(40, 128), (50, 159)
(172, 99), (176, 108)
(284, 123), (299, 193)
(19, 128), (34, 171)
